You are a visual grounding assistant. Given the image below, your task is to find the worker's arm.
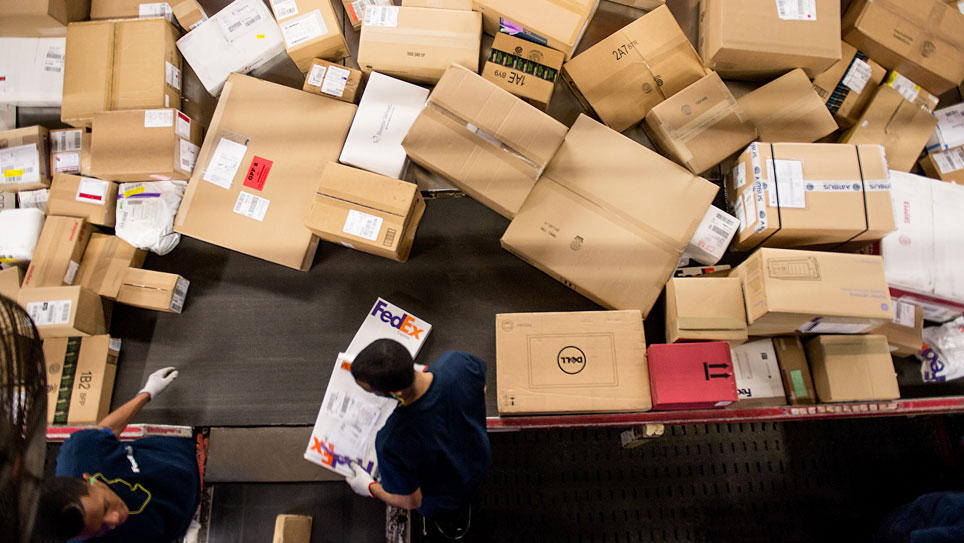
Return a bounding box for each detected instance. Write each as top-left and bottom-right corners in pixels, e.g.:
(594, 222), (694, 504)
(97, 367), (178, 435)
(369, 483), (422, 510)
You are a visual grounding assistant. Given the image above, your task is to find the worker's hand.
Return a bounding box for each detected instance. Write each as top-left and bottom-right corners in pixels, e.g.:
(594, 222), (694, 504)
(346, 462), (376, 498)
(138, 367), (179, 399)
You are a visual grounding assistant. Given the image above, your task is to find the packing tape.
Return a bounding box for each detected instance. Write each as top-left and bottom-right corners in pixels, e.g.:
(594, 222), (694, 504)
(652, 77), (744, 168)
(361, 25), (481, 50)
(865, 0), (964, 55)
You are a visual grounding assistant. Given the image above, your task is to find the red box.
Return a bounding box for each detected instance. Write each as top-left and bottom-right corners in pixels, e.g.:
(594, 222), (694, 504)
(647, 342), (738, 411)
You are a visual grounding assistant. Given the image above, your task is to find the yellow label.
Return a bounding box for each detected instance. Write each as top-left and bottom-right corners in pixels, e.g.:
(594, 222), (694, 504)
(123, 186), (145, 198)
(3, 169), (24, 177)
(256, 34), (265, 39)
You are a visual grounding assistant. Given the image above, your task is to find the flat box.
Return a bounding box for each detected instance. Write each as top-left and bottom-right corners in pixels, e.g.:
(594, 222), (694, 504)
(647, 342), (737, 410)
(473, 0), (598, 60)
(273, 515), (312, 543)
(18, 285), (107, 339)
(403, 65), (567, 219)
(699, 0), (841, 80)
(683, 205), (739, 266)
(46, 174), (118, 227)
(665, 277), (748, 344)
(269, 0), (350, 72)
(773, 336), (816, 405)
(867, 300), (924, 357)
(62, 18), (182, 128)
(811, 41), (887, 128)
(729, 338), (786, 408)
(561, 5), (708, 133)
(0, 126), (51, 192)
(402, 0), (471, 8)
(23, 216), (92, 289)
(737, 69), (838, 144)
(843, 0), (964, 96)
(0, 0), (90, 37)
(172, 0), (207, 30)
(303, 59), (362, 103)
(921, 147), (964, 185)
(482, 33), (564, 111)
(90, 109), (203, 182)
(76, 233), (147, 299)
(339, 72), (429, 179)
(174, 74), (357, 271)
(734, 247), (894, 337)
(44, 335), (119, 425)
(644, 72), (757, 175)
(806, 335), (900, 402)
(727, 142), (895, 250)
(0, 267), (24, 301)
(501, 115), (717, 316)
(116, 268), (188, 313)
(0, 37), (66, 107)
(305, 163), (426, 262)
(50, 128), (92, 177)
(496, 310), (651, 415)
(90, 0), (175, 19)
(341, 0), (393, 30)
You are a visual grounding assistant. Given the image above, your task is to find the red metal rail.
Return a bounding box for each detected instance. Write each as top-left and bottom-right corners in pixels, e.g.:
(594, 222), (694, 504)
(46, 424), (193, 443)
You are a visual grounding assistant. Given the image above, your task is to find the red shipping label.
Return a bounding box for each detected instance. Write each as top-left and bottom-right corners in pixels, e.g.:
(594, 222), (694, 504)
(244, 156), (273, 191)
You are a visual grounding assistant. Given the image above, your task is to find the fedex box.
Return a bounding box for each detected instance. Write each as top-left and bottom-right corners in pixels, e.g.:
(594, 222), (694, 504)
(729, 338), (786, 408)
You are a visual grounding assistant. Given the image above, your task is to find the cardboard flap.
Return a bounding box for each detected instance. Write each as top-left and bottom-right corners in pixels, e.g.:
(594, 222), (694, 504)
(315, 162), (417, 218)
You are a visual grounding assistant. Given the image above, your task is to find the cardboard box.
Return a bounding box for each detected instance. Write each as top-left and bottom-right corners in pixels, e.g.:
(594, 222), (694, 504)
(90, 109), (203, 182)
(116, 268), (188, 313)
(0, 0), (90, 37)
(496, 310), (651, 415)
(734, 247), (894, 336)
(403, 0), (471, 7)
(805, 335), (900, 402)
(0, 37), (66, 107)
(867, 300), (924, 357)
(18, 285), (107, 338)
(647, 342), (737, 410)
(90, 0), (176, 20)
(50, 128), (92, 177)
(737, 68), (838, 144)
(46, 174), (118, 227)
(843, 0), (964, 96)
(302, 58), (362, 103)
(76, 233), (148, 299)
(683, 205), (739, 266)
(176, 0), (287, 97)
(729, 338), (786, 407)
(62, 18), (182, 128)
(175, 74), (357, 271)
(22, 216), (92, 289)
(305, 163), (426, 262)
(482, 33), (564, 111)
(171, 0), (207, 30)
(811, 41), (887, 128)
(501, 115), (717, 315)
(403, 65), (567, 219)
(341, 0), (393, 30)
(0, 267), (24, 301)
(273, 515), (312, 543)
(644, 72), (757, 175)
(269, 0), (349, 72)
(727, 142), (895, 250)
(665, 277), (748, 344)
(609, 0), (664, 8)
(357, 5), (481, 85)
(339, 72), (429, 180)
(473, 0), (599, 61)
(44, 335), (119, 425)
(921, 146), (964, 184)
(561, 5), (708, 133)
(773, 336), (816, 405)
(0, 126), (51, 192)
(925, 102), (964, 154)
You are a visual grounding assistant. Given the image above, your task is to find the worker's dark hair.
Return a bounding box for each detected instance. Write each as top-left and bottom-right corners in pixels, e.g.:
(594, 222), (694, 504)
(35, 476), (88, 541)
(350, 339), (415, 395)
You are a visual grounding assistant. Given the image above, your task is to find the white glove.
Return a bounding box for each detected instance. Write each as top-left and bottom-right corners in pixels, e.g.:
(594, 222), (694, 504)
(139, 367), (178, 399)
(346, 462), (376, 498)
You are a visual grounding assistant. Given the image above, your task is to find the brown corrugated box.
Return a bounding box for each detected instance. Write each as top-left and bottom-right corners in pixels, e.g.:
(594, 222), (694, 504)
(501, 114), (717, 316)
(402, 0), (471, 8)
(174, 74), (357, 271)
(172, 0), (207, 30)
(665, 277), (748, 344)
(302, 59), (363, 104)
(44, 335), (119, 425)
(50, 128), (92, 177)
(474, 0), (599, 61)
(90, 108), (203, 182)
(402, 64), (567, 219)
(738, 68), (838, 143)
(0, 126), (51, 192)
(867, 300), (925, 357)
(644, 72), (757, 175)
(270, 0), (350, 73)
(806, 335), (900, 402)
(357, 5), (481, 85)
(341, 0), (392, 30)
(811, 41), (887, 128)
(561, 5), (708, 133)
(305, 163), (425, 262)
(699, 0), (841, 80)
(482, 33), (564, 111)
(76, 233), (148, 299)
(273, 515), (312, 543)
(0, 0), (90, 37)
(23, 216), (92, 289)
(0, 267), (24, 301)
(773, 336), (816, 405)
(47, 174), (118, 227)
(116, 268), (188, 313)
(90, 0), (169, 19)
(609, 0), (664, 7)
(18, 285), (107, 338)
(920, 147), (964, 185)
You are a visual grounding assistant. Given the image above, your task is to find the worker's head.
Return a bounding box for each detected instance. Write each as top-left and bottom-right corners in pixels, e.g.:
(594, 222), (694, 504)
(36, 474), (129, 540)
(351, 339), (415, 397)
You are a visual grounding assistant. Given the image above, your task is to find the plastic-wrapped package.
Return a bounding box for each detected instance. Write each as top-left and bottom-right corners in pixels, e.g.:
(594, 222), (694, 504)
(918, 316), (964, 383)
(0, 208), (45, 262)
(115, 181), (187, 256)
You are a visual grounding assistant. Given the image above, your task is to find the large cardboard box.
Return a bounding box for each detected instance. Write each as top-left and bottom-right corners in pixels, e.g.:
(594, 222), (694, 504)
(921, 147), (964, 185)
(76, 233), (148, 299)
(402, 0), (472, 8)
(46, 174), (118, 227)
(341, 0), (393, 30)
(501, 115), (717, 315)
(273, 515), (312, 543)
(0, 37), (66, 107)
(402, 65), (567, 219)
(90, 109), (203, 182)
(0, 126), (51, 193)
(90, 0), (176, 20)
(734, 248), (894, 336)
(925, 103), (964, 154)
(729, 338), (786, 408)
(867, 300), (924, 357)
(561, 5), (709, 133)
(496, 310), (651, 415)
(23, 216), (92, 289)
(357, 5), (481, 85)
(0, 0), (90, 37)
(473, 0), (598, 60)
(0, 267), (24, 301)
(806, 335), (900, 402)
(116, 268), (188, 313)
(737, 69), (838, 144)
(62, 18), (182, 128)
(665, 277), (747, 345)
(773, 336), (816, 405)
(811, 41), (887, 128)
(843, 0), (964, 96)
(50, 128), (92, 177)
(18, 285), (107, 338)
(269, 0), (349, 72)
(644, 72), (757, 175)
(305, 163), (426, 262)
(727, 142), (895, 250)
(44, 335), (119, 425)
(647, 342), (737, 410)
(172, 0), (208, 30)
(175, 74), (357, 271)
(483, 33), (564, 112)
(303, 58), (362, 104)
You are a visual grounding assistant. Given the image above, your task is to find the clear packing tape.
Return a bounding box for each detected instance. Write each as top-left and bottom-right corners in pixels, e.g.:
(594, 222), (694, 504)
(866, 0), (964, 56)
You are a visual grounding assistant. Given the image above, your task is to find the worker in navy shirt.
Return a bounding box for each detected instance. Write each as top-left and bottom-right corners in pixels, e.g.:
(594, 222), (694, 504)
(345, 339), (492, 540)
(36, 366), (198, 543)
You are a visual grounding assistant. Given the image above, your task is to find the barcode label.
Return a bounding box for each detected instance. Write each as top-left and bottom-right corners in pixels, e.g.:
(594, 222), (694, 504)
(775, 0), (816, 20)
(364, 5), (398, 27)
(350, 0), (390, 21)
(933, 148), (964, 174)
(893, 300), (916, 328)
(0, 143), (41, 185)
(233, 191), (270, 221)
(218, 0), (264, 42)
(144, 109), (174, 128)
(139, 2), (174, 23)
(44, 45), (65, 72)
(280, 9), (328, 48)
(52, 129), (83, 152)
(343, 209), (383, 241)
(165, 61), (181, 91)
(887, 72), (921, 104)
(54, 152), (81, 174)
(307, 64), (327, 87)
(841, 58), (872, 94)
(17, 189), (48, 211)
(26, 300), (73, 327)
(203, 138), (247, 189)
(271, 0), (299, 19)
(709, 224), (731, 238)
(179, 139), (200, 173)
(321, 65), (350, 97)
(170, 277), (189, 313)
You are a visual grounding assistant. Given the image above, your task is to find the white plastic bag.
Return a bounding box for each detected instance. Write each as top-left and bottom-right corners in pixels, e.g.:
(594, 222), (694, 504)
(115, 181), (186, 256)
(918, 316), (964, 383)
(0, 208), (45, 262)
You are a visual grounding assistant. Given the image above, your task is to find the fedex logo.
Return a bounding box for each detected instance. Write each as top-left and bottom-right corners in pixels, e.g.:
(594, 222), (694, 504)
(372, 300), (424, 339)
(310, 437), (375, 474)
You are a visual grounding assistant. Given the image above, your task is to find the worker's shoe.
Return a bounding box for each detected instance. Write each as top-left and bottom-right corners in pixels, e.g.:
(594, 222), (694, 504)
(427, 504), (472, 541)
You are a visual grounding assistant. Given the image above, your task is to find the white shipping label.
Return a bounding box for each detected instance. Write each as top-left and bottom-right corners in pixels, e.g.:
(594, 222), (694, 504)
(280, 9), (329, 49)
(933, 148), (964, 174)
(218, 0), (264, 42)
(52, 129), (82, 152)
(144, 109), (174, 128)
(733, 162), (746, 189)
(64, 260), (79, 285)
(842, 58), (872, 94)
(888, 72), (920, 104)
(343, 209), (383, 241)
(18, 189), (48, 211)
(797, 318), (874, 334)
(364, 5), (399, 27)
(170, 277), (189, 313)
(767, 159), (806, 209)
(75, 178), (110, 205)
(351, 0), (389, 21)
(271, 0), (299, 19)
(26, 300), (72, 327)
(0, 144), (41, 185)
(43, 45), (65, 73)
(139, 2), (174, 22)
(775, 0), (816, 20)
(233, 191), (270, 221)
(109, 338), (122, 352)
(893, 300), (916, 328)
(935, 106), (964, 150)
(175, 111), (191, 139)
(321, 65), (350, 97)
(165, 61), (181, 91)
(203, 138), (248, 189)
(179, 140), (200, 173)
(307, 64), (327, 87)
(53, 152), (81, 174)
